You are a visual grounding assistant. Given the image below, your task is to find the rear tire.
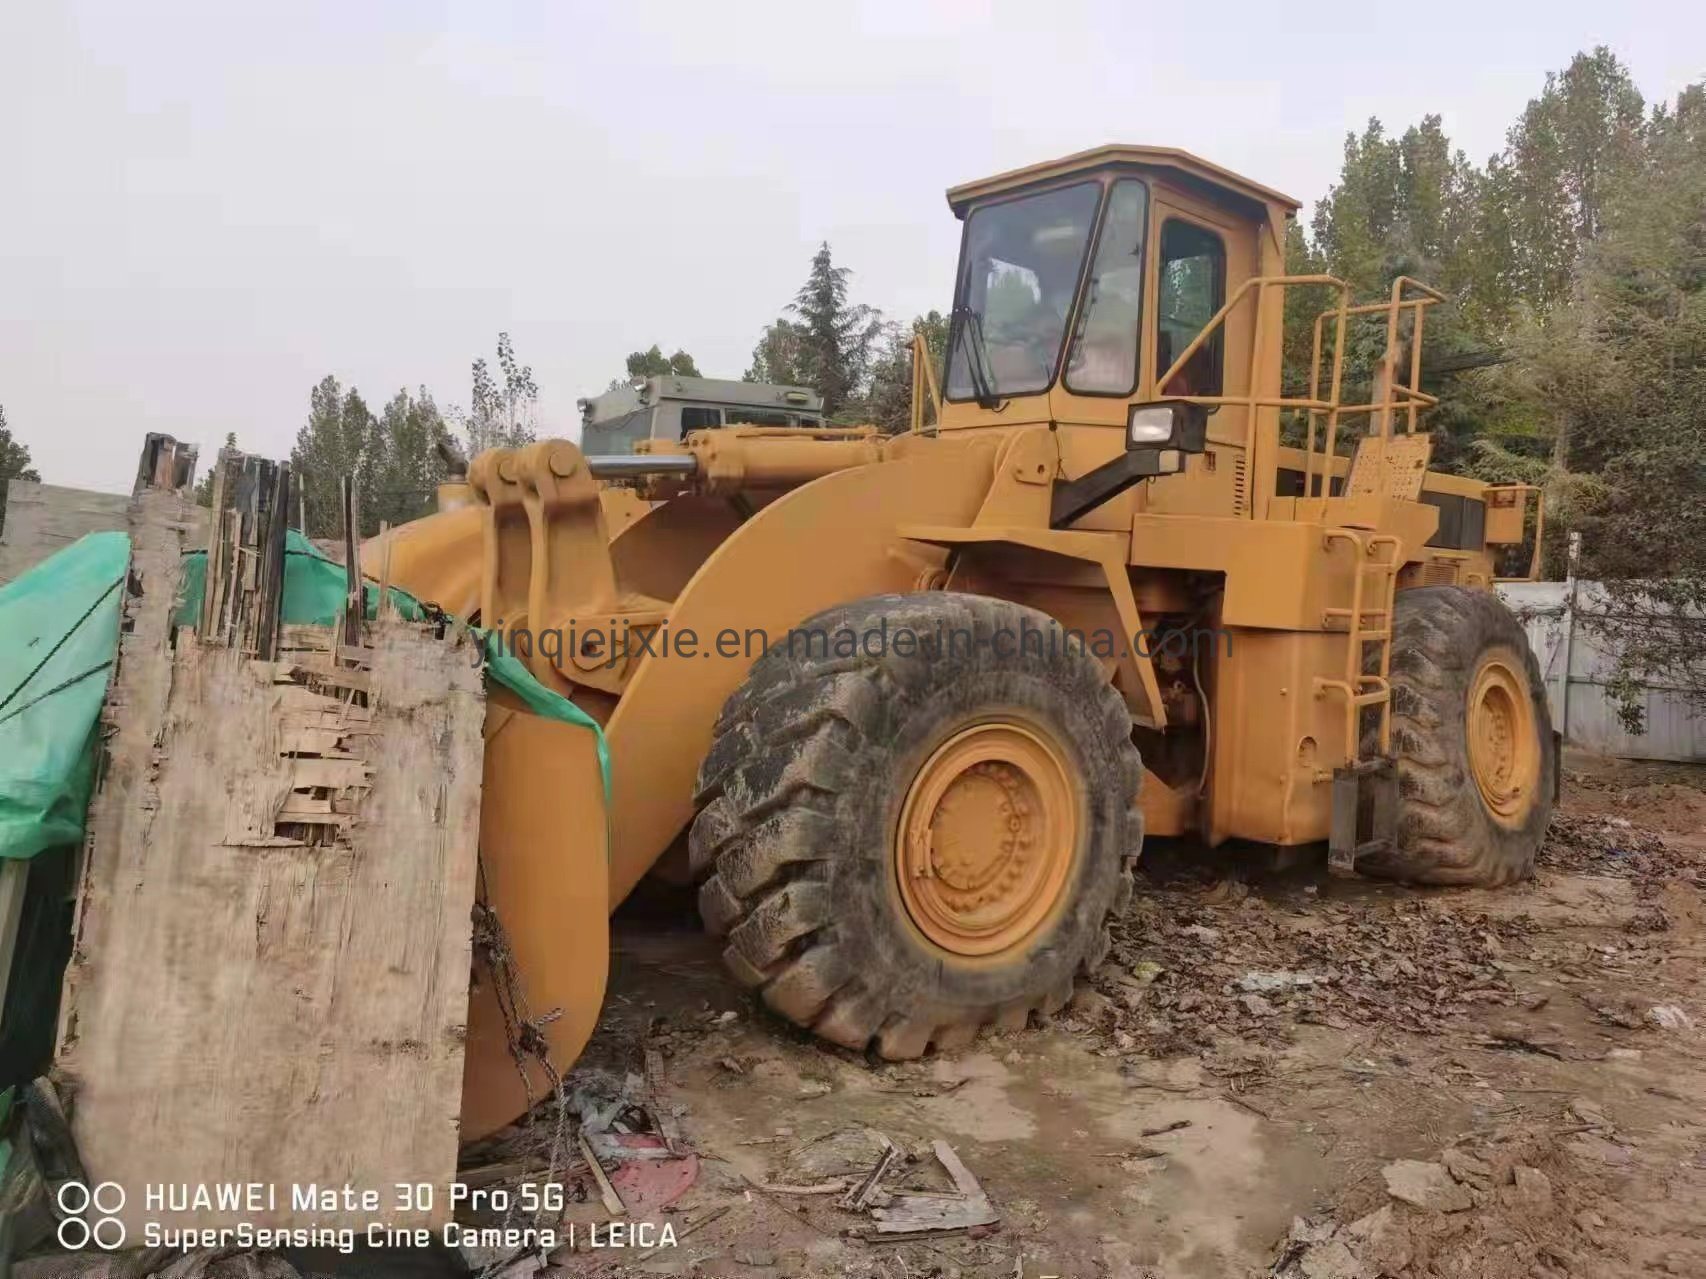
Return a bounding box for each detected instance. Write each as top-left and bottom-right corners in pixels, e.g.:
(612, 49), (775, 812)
(1358, 585), (1555, 886)
(689, 592), (1142, 1057)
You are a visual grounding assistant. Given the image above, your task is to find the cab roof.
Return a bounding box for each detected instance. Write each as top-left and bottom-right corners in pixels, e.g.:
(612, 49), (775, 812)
(945, 144), (1301, 219)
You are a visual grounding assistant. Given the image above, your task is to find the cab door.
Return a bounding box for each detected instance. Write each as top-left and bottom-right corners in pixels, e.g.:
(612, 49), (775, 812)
(1141, 188), (1257, 518)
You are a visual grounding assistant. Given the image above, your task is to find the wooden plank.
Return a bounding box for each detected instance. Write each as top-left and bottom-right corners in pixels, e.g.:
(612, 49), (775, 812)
(577, 1132), (628, 1216)
(198, 449), (288, 656)
(341, 476), (362, 649)
(57, 453), (485, 1234)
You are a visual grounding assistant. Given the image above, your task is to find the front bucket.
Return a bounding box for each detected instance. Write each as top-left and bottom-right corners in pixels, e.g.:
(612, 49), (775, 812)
(460, 691), (611, 1138)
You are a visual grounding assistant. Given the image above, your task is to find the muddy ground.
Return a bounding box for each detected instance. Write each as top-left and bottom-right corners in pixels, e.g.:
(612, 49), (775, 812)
(479, 750), (1706, 1279)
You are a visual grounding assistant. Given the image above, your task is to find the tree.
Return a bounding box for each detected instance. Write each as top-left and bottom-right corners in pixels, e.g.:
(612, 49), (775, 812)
(368, 388), (451, 530)
(752, 243), (884, 416)
(862, 311), (948, 433)
(290, 376), (377, 539)
(459, 332), (538, 453)
(745, 317), (807, 386)
(1527, 82), (1706, 729)
(612, 345), (701, 389)
(0, 404), (41, 536)
(1488, 48), (1646, 315)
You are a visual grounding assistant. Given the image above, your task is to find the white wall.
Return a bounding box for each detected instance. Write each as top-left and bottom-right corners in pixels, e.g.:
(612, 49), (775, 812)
(1498, 580), (1706, 762)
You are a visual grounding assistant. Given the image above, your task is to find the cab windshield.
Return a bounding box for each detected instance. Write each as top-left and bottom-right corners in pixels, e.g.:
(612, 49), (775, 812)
(946, 182), (1101, 401)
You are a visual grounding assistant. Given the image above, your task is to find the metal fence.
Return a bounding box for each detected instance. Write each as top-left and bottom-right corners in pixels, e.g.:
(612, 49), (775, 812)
(1497, 579), (1706, 763)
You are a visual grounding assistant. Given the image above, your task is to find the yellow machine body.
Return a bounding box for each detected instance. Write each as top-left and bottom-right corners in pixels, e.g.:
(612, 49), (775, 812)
(371, 144), (1544, 1136)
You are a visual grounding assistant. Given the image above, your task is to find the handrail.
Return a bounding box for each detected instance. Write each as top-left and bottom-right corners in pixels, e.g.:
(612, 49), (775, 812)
(1152, 271), (1444, 505)
(909, 330), (943, 434)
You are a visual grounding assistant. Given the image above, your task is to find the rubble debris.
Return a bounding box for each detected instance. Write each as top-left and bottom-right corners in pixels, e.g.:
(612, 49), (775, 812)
(870, 1141), (1000, 1236)
(839, 1131), (902, 1210)
(1647, 1003), (1693, 1031)
(643, 1046), (685, 1155)
(1097, 865), (1531, 1061)
(1381, 1159), (1473, 1213)
(1509, 1164), (1554, 1214)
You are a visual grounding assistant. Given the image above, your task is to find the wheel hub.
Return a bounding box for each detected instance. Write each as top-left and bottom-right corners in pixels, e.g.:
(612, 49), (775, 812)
(896, 721), (1078, 957)
(1467, 655), (1539, 827)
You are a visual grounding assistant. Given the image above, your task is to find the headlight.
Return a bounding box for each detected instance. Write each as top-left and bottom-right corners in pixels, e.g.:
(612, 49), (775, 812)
(1128, 407), (1177, 446)
(1126, 401), (1209, 453)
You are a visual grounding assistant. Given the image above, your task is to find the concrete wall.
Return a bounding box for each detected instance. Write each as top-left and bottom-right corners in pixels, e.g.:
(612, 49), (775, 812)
(1498, 580), (1706, 763)
(0, 481), (131, 586)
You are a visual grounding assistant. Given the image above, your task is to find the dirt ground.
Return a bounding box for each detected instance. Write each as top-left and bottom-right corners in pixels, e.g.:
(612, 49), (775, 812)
(487, 749), (1706, 1279)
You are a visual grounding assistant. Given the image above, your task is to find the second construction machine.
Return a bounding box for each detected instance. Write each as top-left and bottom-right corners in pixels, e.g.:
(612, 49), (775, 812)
(375, 145), (1556, 1137)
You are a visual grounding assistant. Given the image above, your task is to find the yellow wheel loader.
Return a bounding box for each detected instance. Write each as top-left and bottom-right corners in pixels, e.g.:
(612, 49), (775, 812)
(372, 145), (1556, 1138)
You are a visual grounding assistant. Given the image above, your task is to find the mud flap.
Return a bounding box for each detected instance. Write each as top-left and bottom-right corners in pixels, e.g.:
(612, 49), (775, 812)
(1328, 757), (1397, 878)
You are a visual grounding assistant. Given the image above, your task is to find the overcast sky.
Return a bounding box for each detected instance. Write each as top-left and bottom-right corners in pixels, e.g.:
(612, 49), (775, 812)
(1, 1), (1700, 494)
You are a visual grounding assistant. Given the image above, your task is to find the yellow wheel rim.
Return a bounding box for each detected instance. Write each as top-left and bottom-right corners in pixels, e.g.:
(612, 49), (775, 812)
(1467, 654), (1539, 828)
(895, 721), (1079, 957)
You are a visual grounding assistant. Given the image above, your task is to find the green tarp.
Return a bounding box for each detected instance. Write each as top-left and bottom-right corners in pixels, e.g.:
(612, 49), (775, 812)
(0, 518), (610, 893)
(0, 532), (129, 863)
(174, 528), (429, 629)
(2, 526), (609, 864)
(173, 530), (610, 800)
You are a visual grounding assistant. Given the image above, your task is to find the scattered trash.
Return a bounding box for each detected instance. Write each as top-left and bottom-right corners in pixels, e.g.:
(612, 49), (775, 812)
(1129, 959), (1165, 986)
(839, 1131), (902, 1210)
(751, 1177), (850, 1195)
(609, 1143), (699, 1211)
(870, 1141), (1000, 1236)
(576, 1130), (628, 1216)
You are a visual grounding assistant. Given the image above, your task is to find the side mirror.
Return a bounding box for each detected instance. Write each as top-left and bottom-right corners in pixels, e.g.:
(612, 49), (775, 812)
(1126, 400), (1209, 454)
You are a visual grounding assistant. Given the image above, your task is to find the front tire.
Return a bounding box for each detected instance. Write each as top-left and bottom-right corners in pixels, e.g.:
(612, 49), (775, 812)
(688, 593), (1142, 1057)
(1359, 586), (1555, 886)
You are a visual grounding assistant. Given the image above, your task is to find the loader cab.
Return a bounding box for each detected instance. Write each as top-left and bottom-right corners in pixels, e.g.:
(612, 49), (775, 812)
(939, 146), (1300, 525)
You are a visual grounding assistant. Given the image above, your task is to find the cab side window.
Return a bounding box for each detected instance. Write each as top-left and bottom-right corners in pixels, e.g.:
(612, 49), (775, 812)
(1157, 220), (1226, 397)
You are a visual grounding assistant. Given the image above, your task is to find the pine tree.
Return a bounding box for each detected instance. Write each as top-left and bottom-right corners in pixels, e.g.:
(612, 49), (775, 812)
(787, 243), (883, 415)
